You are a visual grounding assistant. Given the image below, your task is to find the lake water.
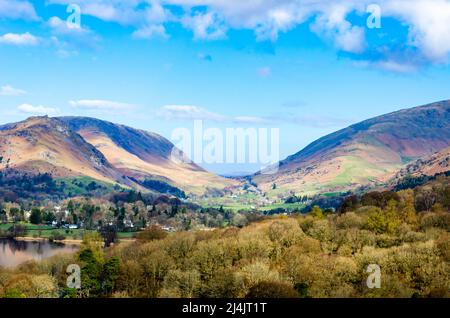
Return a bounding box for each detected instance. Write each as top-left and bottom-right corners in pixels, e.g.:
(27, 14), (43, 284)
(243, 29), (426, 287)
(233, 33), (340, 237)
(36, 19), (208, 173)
(0, 239), (79, 268)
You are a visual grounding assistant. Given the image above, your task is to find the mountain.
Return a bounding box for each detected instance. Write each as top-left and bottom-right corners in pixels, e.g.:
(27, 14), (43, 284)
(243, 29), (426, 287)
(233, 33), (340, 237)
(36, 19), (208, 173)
(59, 117), (236, 195)
(252, 100), (450, 196)
(0, 116), (128, 185)
(0, 116), (235, 196)
(394, 146), (450, 179)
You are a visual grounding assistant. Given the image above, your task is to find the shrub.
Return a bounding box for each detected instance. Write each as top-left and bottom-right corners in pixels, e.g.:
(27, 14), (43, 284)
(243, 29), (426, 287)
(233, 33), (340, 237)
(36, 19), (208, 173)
(310, 206), (325, 219)
(48, 232), (66, 242)
(267, 219), (303, 247)
(435, 233), (450, 261)
(200, 268), (244, 298)
(137, 225), (168, 241)
(3, 225), (27, 238)
(335, 212), (365, 230)
(162, 269), (201, 298)
(304, 219), (331, 243)
(239, 261), (282, 292)
(420, 212), (450, 231)
(245, 281), (298, 298)
(366, 204), (399, 234)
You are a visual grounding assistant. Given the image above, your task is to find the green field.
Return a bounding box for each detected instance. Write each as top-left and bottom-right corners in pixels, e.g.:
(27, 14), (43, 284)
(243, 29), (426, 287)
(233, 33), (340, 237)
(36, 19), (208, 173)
(0, 223), (137, 240)
(258, 202), (305, 212)
(196, 192), (306, 212)
(55, 176), (121, 196)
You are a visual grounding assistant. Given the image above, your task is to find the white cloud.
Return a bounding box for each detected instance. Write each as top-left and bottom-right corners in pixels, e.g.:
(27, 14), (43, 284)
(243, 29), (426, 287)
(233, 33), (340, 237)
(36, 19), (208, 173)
(42, 0), (450, 65)
(354, 59), (418, 73)
(48, 16), (89, 35)
(132, 25), (168, 39)
(0, 85), (26, 96)
(69, 99), (136, 110)
(182, 11), (227, 40)
(17, 103), (59, 115)
(383, 0), (450, 63)
(310, 3), (366, 53)
(0, 32), (39, 46)
(48, 0), (171, 26)
(0, 0), (38, 21)
(47, 17), (100, 53)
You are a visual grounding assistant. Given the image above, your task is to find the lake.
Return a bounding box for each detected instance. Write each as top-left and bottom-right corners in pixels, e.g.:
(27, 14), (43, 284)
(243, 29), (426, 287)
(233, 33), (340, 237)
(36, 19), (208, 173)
(0, 239), (79, 268)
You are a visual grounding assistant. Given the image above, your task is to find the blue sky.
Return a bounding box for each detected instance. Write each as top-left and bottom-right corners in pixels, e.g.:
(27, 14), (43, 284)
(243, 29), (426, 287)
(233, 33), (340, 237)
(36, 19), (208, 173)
(1, 0), (450, 174)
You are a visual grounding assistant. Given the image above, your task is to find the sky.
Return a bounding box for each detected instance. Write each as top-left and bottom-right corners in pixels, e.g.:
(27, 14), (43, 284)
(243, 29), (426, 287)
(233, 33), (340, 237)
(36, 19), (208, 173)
(1, 0), (450, 175)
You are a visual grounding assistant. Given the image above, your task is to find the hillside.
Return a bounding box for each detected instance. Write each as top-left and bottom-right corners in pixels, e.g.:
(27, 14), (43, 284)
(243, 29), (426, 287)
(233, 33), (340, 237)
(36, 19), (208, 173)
(0, 116), (130, 186)
(59, 117), (236, 195)
(252, 100), (450, 196)
(394, 146), (450, 179)
(0, 116), (236, 196)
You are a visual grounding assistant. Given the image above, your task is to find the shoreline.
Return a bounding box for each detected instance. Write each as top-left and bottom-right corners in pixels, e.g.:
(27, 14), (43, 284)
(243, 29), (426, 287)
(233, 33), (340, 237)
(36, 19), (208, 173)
(9, 236), (136, 245)
(14, 236), (83, 245)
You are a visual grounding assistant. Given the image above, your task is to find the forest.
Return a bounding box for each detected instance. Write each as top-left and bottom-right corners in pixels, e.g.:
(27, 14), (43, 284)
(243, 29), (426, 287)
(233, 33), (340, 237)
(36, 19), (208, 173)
(0, 175), (448, 298)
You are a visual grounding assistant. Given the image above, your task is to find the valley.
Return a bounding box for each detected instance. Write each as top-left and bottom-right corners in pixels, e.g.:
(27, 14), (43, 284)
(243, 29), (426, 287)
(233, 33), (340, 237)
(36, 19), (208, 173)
(0, 99), (449, 299)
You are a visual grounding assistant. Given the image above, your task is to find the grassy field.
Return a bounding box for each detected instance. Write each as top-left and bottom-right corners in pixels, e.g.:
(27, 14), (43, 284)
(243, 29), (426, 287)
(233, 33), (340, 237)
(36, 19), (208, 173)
(0, 223), (137, 239)
(196, 193), (306, 212)
(258, 202), (305, 212)
(54, 176), (121, 197)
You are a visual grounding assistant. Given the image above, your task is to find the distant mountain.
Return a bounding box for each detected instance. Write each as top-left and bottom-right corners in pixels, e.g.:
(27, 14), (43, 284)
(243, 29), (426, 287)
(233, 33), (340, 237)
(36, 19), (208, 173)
(0, 116), (235, 196)
(252, 100), (450, 195)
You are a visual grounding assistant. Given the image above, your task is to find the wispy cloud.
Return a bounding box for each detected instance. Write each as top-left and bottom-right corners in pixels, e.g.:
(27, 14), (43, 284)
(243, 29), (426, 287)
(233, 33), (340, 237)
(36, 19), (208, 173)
(0, 0), (38, 21)
(132, 25), (168, 39)
(157, 104), (350, 128)
(47, 17), (100, 54)
(233, 116), (272, 124)
(0, 85), (26, 96)
(47, 16), (89, 36)
(17, 103), (59, 115)
(0, 32), (39, 46)
(353, 59), (418, 73)
(70, 99), (136, 111)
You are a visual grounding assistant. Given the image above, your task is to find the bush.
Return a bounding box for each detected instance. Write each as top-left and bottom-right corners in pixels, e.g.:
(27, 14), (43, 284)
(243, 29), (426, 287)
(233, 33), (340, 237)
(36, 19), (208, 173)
(137, 225), (168, 241)
(335, 212), (365, 230)
(267, 219), (303, 247)
(48, 232), (66, 242)
(435, 233), (450, 261)
(420, 212), (450, 231)
(5, 225), (27, 238)
(366, 204), (399, 234)
(245, 281), (298, 298)
(304, 219), (331, 243)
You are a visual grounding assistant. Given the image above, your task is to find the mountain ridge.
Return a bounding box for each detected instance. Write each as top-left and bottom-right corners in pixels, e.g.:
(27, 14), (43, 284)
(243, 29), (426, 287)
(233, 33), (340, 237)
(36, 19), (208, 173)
(252, 100), (450, 196)
(0, 116), (236, 196)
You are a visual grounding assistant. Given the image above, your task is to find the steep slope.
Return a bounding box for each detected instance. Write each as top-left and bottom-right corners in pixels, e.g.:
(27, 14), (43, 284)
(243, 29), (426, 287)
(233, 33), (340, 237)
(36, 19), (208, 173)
(59, 117), (236, 195)
(0, 116), (132, 187)
(252, 100), (450, 195)
(394, 146), (450, 179)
